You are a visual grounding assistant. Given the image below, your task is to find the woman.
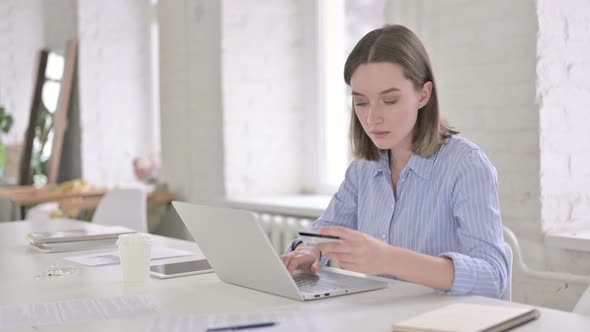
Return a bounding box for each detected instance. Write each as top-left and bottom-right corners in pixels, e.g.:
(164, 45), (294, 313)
(281, 24), (509, 298)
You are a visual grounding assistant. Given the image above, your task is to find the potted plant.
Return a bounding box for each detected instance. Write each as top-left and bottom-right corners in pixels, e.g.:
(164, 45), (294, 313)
(0, 105), (14, 178)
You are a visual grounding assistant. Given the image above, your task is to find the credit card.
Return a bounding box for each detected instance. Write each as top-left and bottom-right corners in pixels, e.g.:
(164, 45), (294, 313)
(298, 231), (343, 246)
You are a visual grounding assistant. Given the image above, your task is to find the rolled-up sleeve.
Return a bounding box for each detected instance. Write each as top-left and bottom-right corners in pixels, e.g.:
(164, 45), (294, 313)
(284, 162), (360, 266)
(439, 149), (510, 298)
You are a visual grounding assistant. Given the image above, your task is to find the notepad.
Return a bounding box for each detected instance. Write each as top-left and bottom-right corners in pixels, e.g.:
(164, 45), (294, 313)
(392, 303), (540, 332)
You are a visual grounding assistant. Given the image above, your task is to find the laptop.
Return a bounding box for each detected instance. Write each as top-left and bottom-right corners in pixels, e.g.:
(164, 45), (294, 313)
(172, 201), (388, 301)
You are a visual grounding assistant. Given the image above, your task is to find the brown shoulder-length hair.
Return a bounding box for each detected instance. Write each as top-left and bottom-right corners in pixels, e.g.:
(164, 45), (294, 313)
(344, 24), (458, 161)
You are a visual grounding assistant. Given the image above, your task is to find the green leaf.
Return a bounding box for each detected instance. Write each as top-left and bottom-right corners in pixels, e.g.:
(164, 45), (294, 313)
(2, 115), (13, 133)
(0, 142), (7, 168)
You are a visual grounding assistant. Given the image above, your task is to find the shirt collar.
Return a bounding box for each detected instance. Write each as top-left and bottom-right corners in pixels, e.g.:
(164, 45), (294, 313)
(372, 150), (390, 177)
(372, 150), (435, 180)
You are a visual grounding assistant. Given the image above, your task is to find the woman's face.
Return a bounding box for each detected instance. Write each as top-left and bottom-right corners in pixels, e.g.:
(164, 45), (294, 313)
(350, 62), (431, 151)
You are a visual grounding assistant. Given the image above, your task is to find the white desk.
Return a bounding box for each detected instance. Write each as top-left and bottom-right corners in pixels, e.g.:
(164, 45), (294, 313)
(1, 219), (589, 331)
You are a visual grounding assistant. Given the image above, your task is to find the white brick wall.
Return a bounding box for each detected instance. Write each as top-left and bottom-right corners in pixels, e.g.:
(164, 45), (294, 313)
(222, 0), (307, 196)
(538, 0), (590, 232)
(385, 0), (590, 310)
(42, 0), (77, 55)
(0, 0), (44, 145)
(77, 0), (156, 186)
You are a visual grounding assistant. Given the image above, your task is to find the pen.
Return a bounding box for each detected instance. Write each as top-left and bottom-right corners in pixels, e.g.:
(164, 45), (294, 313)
(206, 321), (276, 331)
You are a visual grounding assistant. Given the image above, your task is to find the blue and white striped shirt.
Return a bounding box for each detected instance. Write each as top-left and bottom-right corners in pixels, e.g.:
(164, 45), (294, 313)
(308, 135), (509, 298)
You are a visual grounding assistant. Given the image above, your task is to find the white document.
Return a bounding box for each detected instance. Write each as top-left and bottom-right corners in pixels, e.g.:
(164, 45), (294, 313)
(64, 245), (195, 266)
(24, 303), (63, 326)
(0, 295), (158, 330)
(57, 298), (105, 323)
(148, 311), (323, 332)
(95, 295), (159, 319)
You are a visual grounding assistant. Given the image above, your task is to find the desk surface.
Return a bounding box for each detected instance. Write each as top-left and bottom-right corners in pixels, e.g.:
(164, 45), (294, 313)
(1, 219), (589, 331)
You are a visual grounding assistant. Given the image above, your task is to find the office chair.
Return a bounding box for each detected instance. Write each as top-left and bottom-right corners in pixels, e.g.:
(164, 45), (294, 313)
(503, 226), (590, 315)
(502, 242), (513, 301)
(0, 196), (20, 221)
(92, 188), (147, 232)
(573, 286), (590, 315)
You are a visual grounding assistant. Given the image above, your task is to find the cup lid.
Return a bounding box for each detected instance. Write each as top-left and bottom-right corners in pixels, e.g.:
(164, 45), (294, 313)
(116, 233), (152, 245)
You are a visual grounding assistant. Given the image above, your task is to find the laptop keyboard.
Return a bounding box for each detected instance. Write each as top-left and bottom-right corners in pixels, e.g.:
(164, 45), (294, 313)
(293, 273), (347, 293)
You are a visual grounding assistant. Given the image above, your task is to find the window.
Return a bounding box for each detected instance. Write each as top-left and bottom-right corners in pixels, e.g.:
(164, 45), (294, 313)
(313, 0), (385, 193)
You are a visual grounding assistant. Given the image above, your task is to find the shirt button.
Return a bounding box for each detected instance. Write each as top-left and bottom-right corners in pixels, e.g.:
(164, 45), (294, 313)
(381, 234), (386, 239)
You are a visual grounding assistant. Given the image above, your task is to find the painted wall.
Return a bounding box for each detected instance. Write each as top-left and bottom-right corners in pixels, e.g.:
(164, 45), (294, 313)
(77, 0), (156, 186)
(0, 0), (44, 145)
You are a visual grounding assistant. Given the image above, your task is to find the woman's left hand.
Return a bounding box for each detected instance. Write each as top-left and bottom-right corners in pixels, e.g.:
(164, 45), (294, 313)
(316, 226), (393, 275)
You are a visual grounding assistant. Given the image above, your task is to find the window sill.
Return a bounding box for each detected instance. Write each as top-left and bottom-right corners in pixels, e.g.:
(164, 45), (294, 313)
(545, 229), (590, 253)
(222, 194), (331, 219)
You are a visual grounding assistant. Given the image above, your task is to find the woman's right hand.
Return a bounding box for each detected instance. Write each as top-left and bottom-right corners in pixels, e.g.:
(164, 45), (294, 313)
(280, 245), (321, 274)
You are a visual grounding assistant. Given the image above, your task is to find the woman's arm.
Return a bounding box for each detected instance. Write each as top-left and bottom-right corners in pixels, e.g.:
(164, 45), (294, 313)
(385, 247), (455, 291)
(282, 162), (360, 272)
(317, 226), (455, 291)
(284, 162), (360, 253)
(437, 149), (509, 298)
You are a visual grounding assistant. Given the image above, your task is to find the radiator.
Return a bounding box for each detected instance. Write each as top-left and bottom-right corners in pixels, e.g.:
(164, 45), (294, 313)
(254, 213), (314, 254)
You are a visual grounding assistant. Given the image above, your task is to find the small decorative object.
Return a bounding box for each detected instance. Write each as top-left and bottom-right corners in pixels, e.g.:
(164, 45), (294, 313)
(132, 149), (161, 184)
(0, 104), (14, 178)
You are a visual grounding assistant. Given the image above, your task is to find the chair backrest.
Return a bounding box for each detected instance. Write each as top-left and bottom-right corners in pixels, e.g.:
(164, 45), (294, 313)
(573, 285), (590, 315)
(92, 188), (147, 232)
(502, 242), (513, 301)
(502, 225), (590, 310)
(0, 196), (19, 221)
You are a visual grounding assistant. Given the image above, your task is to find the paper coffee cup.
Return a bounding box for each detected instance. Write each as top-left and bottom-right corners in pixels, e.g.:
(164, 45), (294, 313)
(117, 233), (152, 283)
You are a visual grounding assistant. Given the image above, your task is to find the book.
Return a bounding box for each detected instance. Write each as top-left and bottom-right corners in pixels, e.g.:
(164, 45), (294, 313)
(392, 303), (540, 332)
(26, 224), (135, 244)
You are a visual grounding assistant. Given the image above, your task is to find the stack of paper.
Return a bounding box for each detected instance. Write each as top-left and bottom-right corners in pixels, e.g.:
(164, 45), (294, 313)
(26, 224), (136, 253)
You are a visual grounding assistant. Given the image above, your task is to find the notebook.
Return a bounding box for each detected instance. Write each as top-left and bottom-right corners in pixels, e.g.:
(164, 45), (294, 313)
(28, 239), (120, 253)
(26, 224), (135, 244)
(392, 303), (540, 332)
